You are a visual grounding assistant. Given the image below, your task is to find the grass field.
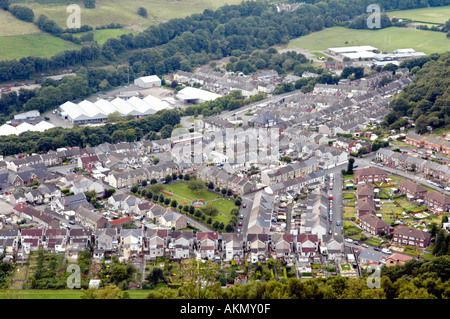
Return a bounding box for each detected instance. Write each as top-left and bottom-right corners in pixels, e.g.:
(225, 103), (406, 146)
(0, 289), (150, 299)
(162, 181), (237, 218)
(279, 26), (450, 55)
(74, 28), (137, 45)
(13, 0), (242, 28)
(386, 5), (450, 25)
(0, 33), (81, 60)
(0, 10), (41, 36)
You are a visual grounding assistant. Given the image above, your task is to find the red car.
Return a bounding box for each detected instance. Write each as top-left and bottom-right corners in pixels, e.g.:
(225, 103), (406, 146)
(412, 149), (417, 153)
(238, 222), (243, 226)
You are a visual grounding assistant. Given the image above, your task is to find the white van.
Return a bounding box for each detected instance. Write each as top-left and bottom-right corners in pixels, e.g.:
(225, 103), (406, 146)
(382, 248), (392, 254)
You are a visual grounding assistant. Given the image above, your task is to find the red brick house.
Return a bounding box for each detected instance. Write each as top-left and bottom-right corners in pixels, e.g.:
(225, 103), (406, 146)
(441, 141), (450, 155)
(392, 226), (431, 247)
(354, 167), (388, 183)
(359, 214), (389, 236)
(357, 183), (374, 199)
(405, 131), (425, 148)
(424, 136), (444, 152)
(77, 155), (100, 170)
(357, 197), (376, 216)
(108, 217), (134, 229)
(424, 191), (450, 213)
(397, 180), (427, 201)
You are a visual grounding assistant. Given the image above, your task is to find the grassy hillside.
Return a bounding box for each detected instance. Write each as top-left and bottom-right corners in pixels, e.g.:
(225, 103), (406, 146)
(12, 0), (243, 29)
(386, 5), (450, 25)
(279, 26), (450, 55)
(0, 33), (81, 60)
(0, 9), (41, 36)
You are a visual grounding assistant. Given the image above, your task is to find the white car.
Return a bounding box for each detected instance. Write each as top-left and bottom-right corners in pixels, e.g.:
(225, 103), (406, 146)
(382, 248), (392, 254)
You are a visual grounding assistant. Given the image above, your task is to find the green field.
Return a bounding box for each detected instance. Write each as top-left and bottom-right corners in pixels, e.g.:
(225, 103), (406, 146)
(0, 289), (150, 299)
(0, 33), (81, 60)
(13, 0), (242, 28)
(279, 26), (450, 55)
(387, 5), (450, 25)
(74, 28), (137, 45)
(0, 9), (41, 36)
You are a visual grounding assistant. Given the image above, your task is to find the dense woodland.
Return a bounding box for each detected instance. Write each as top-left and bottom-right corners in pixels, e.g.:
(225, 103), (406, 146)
(382, 52), (450, 133)
(1, 0), (450, 83)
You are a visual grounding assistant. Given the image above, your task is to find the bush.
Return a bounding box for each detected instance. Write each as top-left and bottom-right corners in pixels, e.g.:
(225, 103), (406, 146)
(9, 5), (34, 22)
(137, 7), (147, 17)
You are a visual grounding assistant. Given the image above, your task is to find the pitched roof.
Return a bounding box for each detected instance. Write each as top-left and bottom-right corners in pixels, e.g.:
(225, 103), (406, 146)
(109, 217), (133, 226)
(394, 226), (431, 240)
(398, 180), (427, 194)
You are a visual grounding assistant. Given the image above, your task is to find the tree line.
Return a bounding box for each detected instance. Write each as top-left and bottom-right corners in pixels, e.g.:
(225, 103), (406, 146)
(2, 0), (449, 83)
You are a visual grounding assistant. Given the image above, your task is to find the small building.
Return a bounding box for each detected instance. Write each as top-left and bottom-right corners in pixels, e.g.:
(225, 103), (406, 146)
(134, 75), (161, 88)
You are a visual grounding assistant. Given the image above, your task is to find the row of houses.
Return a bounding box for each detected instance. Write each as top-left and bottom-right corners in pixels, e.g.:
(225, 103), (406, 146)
(396, 179), (450, 213)
(405, 131), (450, 155)
(376, 148), (450, 186)
(261, 158), (320, 186)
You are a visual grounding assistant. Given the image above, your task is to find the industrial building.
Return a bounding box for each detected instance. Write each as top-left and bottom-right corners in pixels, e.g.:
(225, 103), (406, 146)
(0, 121), (55, 136)
(134, 75), (162, 88)
(58, 95), (172, 124)
(176, 87), (222, 105)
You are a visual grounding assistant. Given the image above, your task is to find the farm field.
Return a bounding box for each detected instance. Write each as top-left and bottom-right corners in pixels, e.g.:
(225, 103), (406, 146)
(12, 0), (242, 28)
(0, 33), (81, 60)
(0, 9), (41, 36)
(386, 5), (450, 25)
(279, 26), (450, 55)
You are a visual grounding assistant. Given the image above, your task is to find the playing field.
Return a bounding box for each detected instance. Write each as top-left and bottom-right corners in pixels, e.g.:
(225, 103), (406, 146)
(279, 26), (450, 55)
(386, 5), (450, 25)
(0, 33), (81, 61)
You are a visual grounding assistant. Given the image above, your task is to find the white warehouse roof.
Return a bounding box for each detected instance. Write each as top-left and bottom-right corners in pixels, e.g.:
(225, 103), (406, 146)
(59, 95), (171, 123)
(328, 46), (378, 54)
(176, 87), (222, 103)
(0, 124), (19, 136)
(136, 75), (161, 84)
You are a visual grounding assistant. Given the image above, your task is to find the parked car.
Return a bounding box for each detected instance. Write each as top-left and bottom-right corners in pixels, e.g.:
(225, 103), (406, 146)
(238, 221), (243, 226)
(382, 248), (392, 254)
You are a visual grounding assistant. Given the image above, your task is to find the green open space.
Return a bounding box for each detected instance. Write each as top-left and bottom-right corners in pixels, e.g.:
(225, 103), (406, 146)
(73, 28), (137, 45)
(13, 0), (242, 28)
(0, 288), (150, 299)
(278, 26), (450, 55)
(0, 33), (81, 60)
(386, 5), (450, 25)
(0, 9), (41, 36)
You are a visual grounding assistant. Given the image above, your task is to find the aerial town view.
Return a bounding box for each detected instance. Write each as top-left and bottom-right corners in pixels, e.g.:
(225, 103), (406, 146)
(0, 0), (449, 308)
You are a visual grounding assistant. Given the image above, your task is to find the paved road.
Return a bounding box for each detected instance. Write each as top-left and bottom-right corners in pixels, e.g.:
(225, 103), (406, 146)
(324, 163), (347, 237)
